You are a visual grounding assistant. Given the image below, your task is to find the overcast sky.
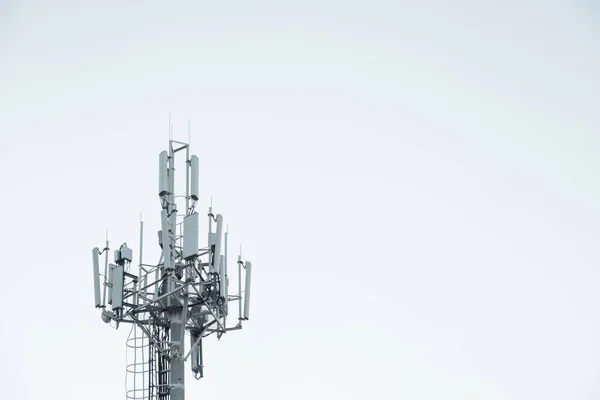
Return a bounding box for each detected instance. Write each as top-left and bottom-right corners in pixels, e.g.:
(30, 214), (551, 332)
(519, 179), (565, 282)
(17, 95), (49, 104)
(1, 1), (600, 399)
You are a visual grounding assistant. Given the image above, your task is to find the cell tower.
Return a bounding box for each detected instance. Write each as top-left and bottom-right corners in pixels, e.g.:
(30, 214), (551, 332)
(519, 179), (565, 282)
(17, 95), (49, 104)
(91, 128), (253, 400)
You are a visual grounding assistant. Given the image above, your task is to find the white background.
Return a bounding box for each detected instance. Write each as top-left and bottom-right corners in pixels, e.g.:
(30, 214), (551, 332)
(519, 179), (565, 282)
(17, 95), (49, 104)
(1, 1), (600, 399)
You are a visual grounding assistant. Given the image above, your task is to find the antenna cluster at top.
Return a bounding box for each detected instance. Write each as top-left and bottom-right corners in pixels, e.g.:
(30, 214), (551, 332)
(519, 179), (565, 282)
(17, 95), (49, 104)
(90, 119), (253, 399)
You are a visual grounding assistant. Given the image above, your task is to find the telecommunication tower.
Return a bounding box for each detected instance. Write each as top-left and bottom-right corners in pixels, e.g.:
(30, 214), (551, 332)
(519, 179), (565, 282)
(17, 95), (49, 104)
(91, 127), (253, 400)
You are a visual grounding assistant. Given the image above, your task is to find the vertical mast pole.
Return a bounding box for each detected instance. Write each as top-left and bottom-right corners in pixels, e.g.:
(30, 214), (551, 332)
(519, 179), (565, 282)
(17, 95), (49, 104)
(168, 139), (185, 400)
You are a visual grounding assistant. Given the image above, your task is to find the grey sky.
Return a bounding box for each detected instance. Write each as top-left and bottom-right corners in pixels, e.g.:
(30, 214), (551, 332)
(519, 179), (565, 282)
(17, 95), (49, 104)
(1, 1), (599, 399)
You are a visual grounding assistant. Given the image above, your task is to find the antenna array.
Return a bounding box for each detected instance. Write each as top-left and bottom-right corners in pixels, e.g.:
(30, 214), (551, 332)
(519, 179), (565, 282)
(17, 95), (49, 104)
(91, 130), (253, 400)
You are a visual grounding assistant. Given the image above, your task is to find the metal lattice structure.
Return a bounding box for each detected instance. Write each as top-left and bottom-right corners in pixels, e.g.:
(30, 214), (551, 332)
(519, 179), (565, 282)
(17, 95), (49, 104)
(91, 133), (252, 400)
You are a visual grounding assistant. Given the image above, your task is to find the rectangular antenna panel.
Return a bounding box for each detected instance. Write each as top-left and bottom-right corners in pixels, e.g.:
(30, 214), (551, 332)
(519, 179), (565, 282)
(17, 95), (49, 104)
(220, 254), (227, 295)
(159, 151), (169, 196)
(191, 332), (199, 372)
(161, 209), (172, 270)
(108, 263), (115, 304)
(220, 255), (228, 314)
(222, 231), (228, 302)
(244, 261), (252, 320)
(183, 212), (199, 259)
(212, 215), (223, 273)
(190, 155), (199, 201)
(219, 254), (227, 298)
(120, 246), (133, 263)
(190, 332), (204, 376)
(92, 248), (101, 307)
(112, 264), (124, 309)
